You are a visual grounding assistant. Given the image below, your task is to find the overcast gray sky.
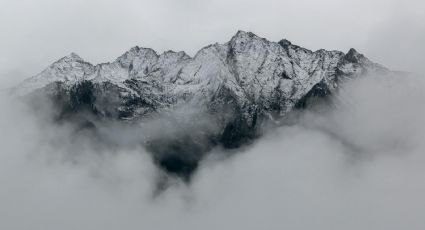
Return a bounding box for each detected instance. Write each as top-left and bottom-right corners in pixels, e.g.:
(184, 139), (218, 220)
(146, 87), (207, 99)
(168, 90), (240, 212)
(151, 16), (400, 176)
(1, 0), (424, 87)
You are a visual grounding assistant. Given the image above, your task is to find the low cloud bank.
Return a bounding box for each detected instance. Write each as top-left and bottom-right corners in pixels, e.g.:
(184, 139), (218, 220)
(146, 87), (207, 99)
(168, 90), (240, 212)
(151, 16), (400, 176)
(1, 74), (425, 230)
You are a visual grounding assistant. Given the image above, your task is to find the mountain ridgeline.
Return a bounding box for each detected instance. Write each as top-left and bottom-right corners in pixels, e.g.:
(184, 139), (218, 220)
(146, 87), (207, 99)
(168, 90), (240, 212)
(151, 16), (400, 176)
(15, 31), (390, 179)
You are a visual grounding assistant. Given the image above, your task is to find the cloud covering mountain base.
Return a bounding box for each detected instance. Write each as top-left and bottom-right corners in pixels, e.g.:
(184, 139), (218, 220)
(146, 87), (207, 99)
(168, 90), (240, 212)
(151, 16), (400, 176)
(1, 74), (425, 230)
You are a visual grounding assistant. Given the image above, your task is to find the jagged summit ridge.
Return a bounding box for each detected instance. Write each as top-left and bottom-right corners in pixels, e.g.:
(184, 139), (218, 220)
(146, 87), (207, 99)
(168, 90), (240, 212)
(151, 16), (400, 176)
(15, 30), (389, 119)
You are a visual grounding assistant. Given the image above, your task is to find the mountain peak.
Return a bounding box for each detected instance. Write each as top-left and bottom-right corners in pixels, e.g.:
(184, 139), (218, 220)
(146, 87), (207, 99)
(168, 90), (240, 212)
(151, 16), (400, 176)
(347, 48), (359, 56)
(231, 30), (261, 41)
(116, 46), (159, 68)
(64, 52), (84, 61)
(344, 48), (366, 64)
(123, 46), (158, 56)
(234, 30), (249, 36)
(50, 52), (87, 67)
(278, 39), (292, 46)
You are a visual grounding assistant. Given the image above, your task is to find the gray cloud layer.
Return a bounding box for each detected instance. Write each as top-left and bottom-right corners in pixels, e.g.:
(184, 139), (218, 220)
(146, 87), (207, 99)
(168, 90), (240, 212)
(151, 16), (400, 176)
(1, 73), (424, 230)
(1, 0), (424, 88)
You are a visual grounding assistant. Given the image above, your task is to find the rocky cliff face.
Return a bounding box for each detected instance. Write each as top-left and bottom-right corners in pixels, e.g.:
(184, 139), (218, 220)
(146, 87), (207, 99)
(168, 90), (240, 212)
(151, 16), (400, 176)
(14, 31), (390, 179)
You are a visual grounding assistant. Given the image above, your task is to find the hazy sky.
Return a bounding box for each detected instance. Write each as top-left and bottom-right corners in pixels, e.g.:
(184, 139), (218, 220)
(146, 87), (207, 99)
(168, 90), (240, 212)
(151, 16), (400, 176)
(0, 0), (424, 87)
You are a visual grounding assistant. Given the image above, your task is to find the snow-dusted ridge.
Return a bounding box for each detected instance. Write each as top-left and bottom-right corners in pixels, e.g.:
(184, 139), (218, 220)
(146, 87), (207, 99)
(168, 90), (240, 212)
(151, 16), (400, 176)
(14, 30), (392, 123)
(15, 30), (388, 97)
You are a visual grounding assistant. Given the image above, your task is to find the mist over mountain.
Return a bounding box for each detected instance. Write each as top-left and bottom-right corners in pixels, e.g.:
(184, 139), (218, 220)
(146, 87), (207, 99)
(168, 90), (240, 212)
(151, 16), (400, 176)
(2, 69), (425, 230)
(12, 31), (394, 179)
(1, 28), (425, 230)
(1, 0), (425, 228)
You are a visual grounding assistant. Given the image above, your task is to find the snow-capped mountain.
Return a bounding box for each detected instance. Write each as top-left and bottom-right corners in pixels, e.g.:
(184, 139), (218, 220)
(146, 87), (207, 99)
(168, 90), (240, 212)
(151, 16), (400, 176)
(14, 31), (391, 178)
(16, 30), (388, 111)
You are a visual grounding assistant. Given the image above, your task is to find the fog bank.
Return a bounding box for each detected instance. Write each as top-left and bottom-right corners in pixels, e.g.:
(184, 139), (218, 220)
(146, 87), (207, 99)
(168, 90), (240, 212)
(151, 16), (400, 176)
(1, 74), (425, 229)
